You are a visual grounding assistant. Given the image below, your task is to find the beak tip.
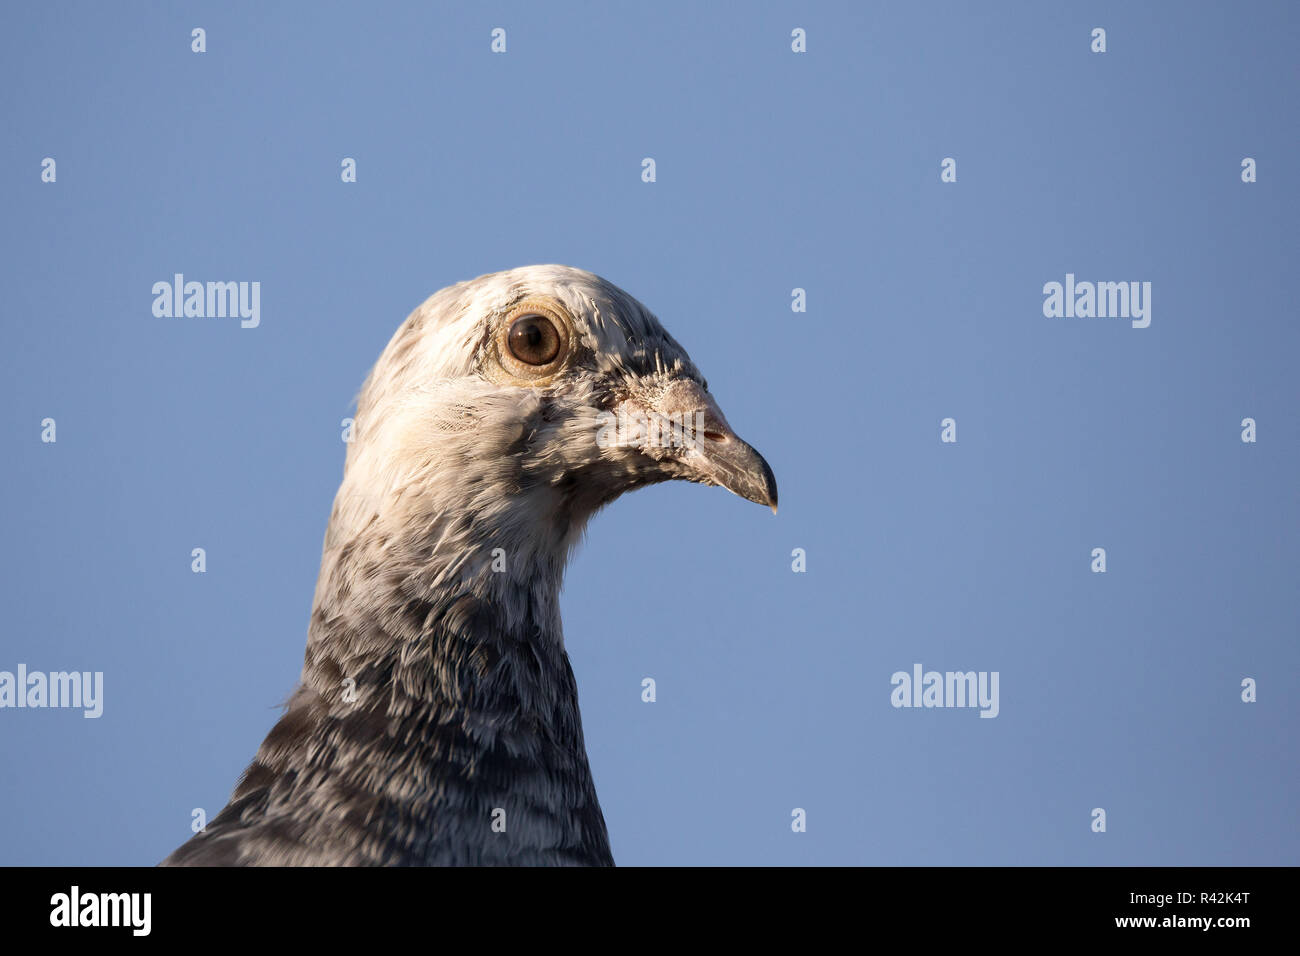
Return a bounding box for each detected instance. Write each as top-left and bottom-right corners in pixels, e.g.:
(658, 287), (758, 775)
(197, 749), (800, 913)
(762, 460), (778, 515)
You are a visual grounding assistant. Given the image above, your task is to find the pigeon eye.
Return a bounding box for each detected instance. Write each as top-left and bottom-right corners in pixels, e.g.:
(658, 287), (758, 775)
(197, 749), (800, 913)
(494, 298), (574, 383)
(506, 314), (562, 366)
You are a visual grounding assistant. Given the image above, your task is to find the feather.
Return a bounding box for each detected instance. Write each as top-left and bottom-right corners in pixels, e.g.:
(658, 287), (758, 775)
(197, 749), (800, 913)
(162, 265), (775, 866)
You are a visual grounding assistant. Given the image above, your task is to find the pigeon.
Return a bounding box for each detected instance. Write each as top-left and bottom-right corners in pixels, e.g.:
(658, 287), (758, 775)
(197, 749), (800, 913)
(162, 265), (777, 866)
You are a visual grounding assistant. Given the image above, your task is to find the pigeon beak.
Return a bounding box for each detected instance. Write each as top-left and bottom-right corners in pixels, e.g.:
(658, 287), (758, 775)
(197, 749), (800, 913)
(687, 423), (779, 514)
(647, 379), (778, 513)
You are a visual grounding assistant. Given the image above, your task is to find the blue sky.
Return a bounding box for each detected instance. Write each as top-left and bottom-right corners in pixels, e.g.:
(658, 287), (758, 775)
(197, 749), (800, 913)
(1, 1), (1296, 865)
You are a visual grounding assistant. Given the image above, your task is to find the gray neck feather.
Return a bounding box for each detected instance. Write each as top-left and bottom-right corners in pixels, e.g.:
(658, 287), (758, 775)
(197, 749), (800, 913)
(164, 489), (613, 866)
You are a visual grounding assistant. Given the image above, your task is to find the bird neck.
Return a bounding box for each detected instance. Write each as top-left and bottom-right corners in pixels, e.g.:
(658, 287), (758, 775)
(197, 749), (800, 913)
(303, 515), (572, 688)
(265, 508), (613, 864)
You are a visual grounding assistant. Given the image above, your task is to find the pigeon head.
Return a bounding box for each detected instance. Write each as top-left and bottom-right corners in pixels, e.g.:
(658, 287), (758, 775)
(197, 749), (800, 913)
(164, 264), (777, 867)
(328, 265), (776, 625)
